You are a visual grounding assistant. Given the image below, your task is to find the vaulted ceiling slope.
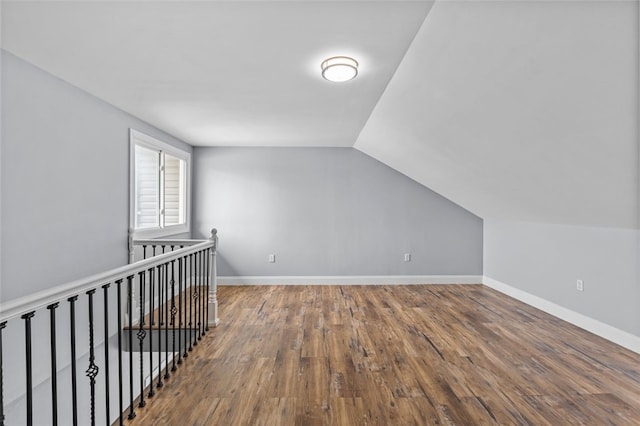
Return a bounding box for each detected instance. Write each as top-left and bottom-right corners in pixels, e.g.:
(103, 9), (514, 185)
(355, 0), (639, 229)
(1, 0), (433, 147)
(2, 1), (638, 229)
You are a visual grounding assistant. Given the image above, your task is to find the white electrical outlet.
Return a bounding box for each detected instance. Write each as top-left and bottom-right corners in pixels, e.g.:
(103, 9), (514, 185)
(268, 254), (276, 263)
(404, 253), (411, 262)
(576, 280), (584, 292)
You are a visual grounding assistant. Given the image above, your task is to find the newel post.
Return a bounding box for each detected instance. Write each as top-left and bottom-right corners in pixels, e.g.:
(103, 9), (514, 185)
(208, 228), (220, 326)
(128, 228), (135, 264)
(126, 228), (136, 324)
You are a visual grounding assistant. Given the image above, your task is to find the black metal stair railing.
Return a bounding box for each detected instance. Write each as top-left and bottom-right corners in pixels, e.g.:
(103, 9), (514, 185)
(0, 229), (219, 426)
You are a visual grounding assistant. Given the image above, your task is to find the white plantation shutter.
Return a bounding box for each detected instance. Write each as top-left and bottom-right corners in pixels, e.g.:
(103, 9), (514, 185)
(135, 145), (160, 229)
(130, 129), (190, 237)
(164, 154), (184, 226)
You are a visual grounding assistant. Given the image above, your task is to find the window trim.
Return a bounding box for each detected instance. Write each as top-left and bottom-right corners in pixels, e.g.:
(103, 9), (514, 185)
(129, 129), (191, 239)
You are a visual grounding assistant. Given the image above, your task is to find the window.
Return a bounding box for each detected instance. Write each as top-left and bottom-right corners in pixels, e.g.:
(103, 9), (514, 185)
(130, 129), (190, 238)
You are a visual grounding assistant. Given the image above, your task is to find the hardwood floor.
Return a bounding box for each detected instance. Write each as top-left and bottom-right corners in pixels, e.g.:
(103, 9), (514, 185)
(130, 285), (640, 425)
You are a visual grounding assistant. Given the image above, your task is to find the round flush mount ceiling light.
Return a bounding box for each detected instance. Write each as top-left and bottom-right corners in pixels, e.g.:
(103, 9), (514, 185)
(321, 56), (358, 82)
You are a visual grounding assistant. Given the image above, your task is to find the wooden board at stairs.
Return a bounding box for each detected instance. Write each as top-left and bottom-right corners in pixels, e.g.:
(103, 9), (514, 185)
(124, 285), (208, 331)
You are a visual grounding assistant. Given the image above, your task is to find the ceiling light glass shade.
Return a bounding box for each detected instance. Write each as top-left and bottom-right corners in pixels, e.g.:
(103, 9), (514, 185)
(321, 56), (358, 82)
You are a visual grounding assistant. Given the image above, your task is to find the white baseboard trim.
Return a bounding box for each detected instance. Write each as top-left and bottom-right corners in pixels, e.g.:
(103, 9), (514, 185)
(218, 275), (483, 286)
(482, 276), (640, 354)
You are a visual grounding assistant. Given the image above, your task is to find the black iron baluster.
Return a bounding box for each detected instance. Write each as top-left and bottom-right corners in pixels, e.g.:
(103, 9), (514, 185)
(22, 311), (36, 426)
(102, 284), (110, 426)
(202, 250), (206, 336)
(155, 265), (163, 390)
(195, 252), (200, 346)
(183, 254), (189, 358)
(162, 261), (168, 378)
(205, 248), (210, 332)
(195, 251), (200, 343)
(199, 250), (203, 340)
(193, 251), (199, 345)
(178, 257), (184, 364)
(147, 267), (155, 398)
(0, 321), (6, 426)
(116, 278), (124, 426)
(202, 249), (207, 334)
(68, 295), (79, 426)
(202, 249), (209, 336)
(86, 289), (99, 426)
(170, 259), (177, 372)
(152, 245), (157, 257)
(194, 251), (198, 349)
(149, 265), (156, 395)
(127, 276), (136, 420)
(164, 261), (170, 380)
(199, 250), (204, 340)
(149, 265), (156, 387)
(167, 245), (176, 358)
(160, 246), (165, 326)
(137, 271), (146, 408)
(161, 246), (166, 329)
(189, 253), (195, 352)
(192, 251), (197, 346)
(142, 245), (147, 260)
(47, 303), (59, 426)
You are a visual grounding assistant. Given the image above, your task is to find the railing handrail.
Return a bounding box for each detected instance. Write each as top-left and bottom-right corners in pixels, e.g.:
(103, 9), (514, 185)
(1, 238), (214, 323)
(0, 228), (219, 425)
(127, 229), (212, 264)
(131, 238), (206, 246)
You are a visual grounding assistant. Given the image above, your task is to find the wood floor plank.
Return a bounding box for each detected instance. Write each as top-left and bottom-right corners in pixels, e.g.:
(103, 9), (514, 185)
(128, 285), (640, 425)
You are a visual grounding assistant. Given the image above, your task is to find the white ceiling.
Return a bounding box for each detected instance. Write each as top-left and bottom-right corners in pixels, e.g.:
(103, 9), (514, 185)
(2, 0), (638, 229)
(356, 0), (639, 229)
(1, 0), (433, 147)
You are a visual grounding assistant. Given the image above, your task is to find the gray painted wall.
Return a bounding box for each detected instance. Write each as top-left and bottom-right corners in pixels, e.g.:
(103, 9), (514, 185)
(484, 220), (640, 336)
(1, 50), (194, 424)
(192, 147), (483, 277)
(1, 49), (192, 300)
